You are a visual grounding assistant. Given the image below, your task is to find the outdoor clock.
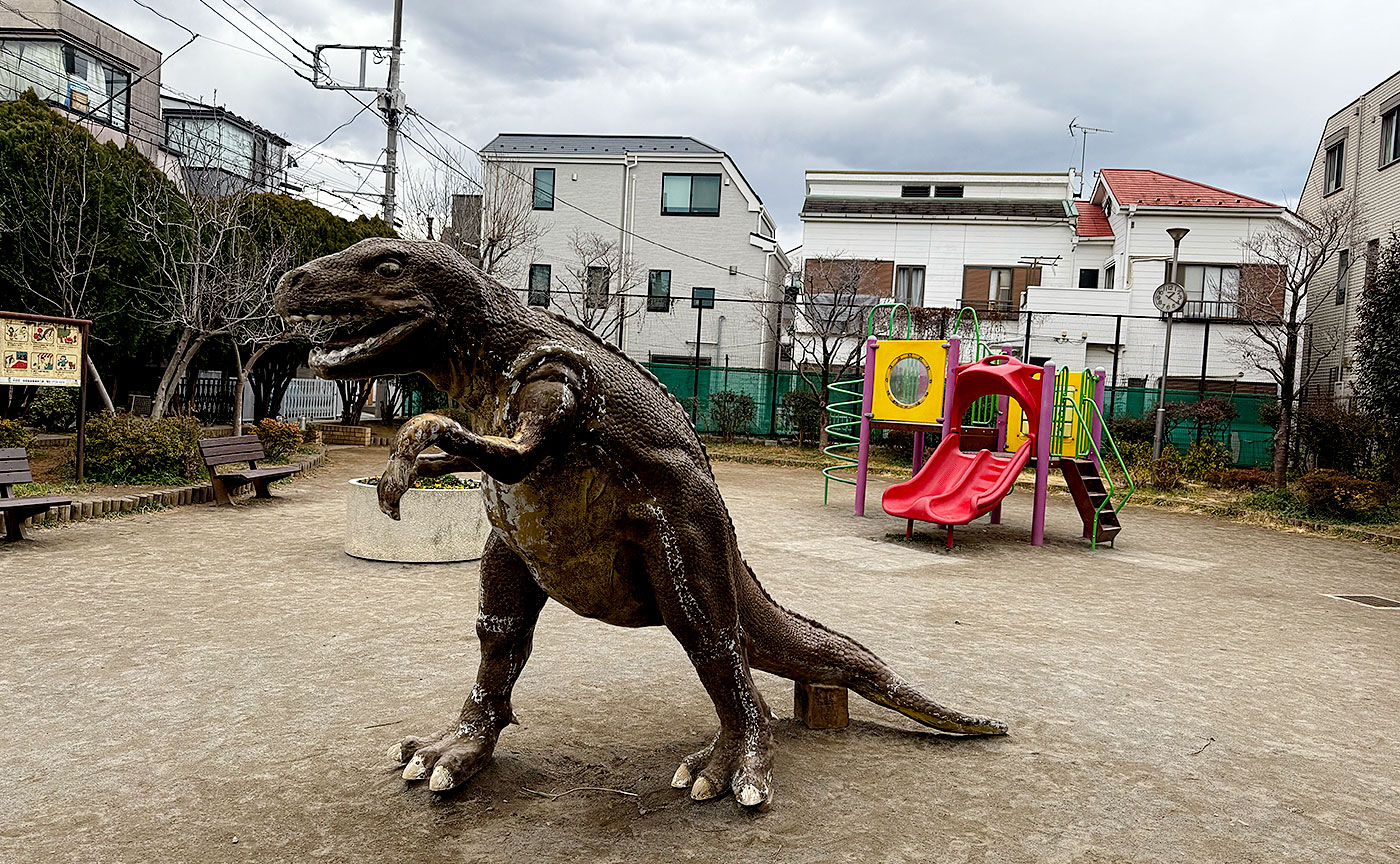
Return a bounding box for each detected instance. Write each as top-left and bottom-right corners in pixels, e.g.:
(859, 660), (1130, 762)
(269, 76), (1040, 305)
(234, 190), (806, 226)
(1153, 281), (1187, 314)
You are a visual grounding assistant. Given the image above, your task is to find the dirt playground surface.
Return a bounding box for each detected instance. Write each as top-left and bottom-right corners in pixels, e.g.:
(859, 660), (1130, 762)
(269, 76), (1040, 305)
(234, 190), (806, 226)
(2, 446), (1397, 863)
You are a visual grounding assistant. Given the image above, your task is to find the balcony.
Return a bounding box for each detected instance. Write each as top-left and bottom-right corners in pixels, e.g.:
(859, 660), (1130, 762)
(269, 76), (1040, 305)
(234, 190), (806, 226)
(1178, 300), (1241, 321)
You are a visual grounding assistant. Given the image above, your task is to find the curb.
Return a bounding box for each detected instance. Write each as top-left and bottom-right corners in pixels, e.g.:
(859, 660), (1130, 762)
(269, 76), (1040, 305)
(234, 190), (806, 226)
(23, 447), (328, 532)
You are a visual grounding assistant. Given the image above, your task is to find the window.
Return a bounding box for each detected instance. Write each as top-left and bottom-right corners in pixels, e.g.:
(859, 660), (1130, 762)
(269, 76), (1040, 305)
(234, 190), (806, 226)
(900, 184), (930, 198)
(989, 268), (1014, 309)
(1104, 262), (1116, 290)
(585, 265), (610, 309)
(934, 184), (964, 198)
(1335, 248), (1350, 305)
(1325, 139), (1345, 195)
(0, 41), (130, 131)
(894, 265), (925, 306)
(662, 173), (721, 216)
(1078, 268), (1100, 289)
(1367, 239), (1381, 291)
(647, 270), (671, 312)
(1178, 264), (1240, 317)
(1382, 107), (1400, 168)
(528, 264), (551, 306)
(532, 168), (554, 210)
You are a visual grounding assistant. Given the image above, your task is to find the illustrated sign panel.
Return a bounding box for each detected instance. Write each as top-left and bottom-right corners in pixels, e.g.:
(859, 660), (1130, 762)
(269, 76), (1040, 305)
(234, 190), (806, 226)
(1, 318), (83, 387)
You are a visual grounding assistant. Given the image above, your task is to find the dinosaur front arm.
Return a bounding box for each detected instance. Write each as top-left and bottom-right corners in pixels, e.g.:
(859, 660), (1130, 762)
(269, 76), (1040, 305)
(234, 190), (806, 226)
(379, 373), (578, 518)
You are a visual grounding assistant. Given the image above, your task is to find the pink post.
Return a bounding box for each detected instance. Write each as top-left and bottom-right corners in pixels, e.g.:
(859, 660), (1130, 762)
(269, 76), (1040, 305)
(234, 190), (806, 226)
(1031, 362), (1056, 547)
(1090, 367), (1106, 470)
(990, 392), (1008, 525)
(941, 338), (960, 440)
(853, 336), (879, 517)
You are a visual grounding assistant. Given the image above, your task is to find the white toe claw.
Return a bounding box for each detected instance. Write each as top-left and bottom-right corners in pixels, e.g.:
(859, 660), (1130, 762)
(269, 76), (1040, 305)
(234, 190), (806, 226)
(737, 784), (764, 807)
(428, 765), (453, 791)
(671, 763), (693, 789)
(690, 776), (717, 801)
(401, 755), (428, 780)
(386, 742), (406, 763)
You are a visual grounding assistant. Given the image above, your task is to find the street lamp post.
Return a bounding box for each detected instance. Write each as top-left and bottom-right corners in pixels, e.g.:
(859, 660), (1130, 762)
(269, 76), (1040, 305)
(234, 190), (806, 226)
(1152, 227), (1190, 459)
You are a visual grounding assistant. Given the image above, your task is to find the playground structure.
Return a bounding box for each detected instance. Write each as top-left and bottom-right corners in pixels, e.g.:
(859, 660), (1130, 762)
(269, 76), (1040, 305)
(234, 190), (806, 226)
(823, 304), (1134, 548)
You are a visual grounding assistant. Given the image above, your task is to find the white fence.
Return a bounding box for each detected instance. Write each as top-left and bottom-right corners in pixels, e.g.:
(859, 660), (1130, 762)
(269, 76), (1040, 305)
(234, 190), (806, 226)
(241, 377), (340, 421)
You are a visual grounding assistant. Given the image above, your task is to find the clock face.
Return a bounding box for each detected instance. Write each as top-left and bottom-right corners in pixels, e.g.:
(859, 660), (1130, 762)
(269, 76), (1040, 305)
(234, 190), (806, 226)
(1154, 281), (1187, 313)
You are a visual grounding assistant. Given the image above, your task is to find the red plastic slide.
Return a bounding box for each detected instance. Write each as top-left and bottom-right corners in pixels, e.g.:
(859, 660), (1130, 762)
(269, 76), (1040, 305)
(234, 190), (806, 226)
(882, 434), (1031, 525)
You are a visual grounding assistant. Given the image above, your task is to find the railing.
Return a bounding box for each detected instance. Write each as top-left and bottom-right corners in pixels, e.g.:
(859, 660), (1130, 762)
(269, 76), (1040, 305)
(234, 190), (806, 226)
(1178, 300), (1240, 320)
(176, 376), (236, 424)
(1060, 395), (1135, 549)
(278, 378), (340, 420)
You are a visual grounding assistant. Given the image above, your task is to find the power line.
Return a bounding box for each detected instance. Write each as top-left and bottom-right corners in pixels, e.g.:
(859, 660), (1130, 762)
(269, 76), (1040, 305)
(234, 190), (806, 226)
(234, 0), (314, 55)
(211, 0), (312, 69)
(192, 0), (314, 83)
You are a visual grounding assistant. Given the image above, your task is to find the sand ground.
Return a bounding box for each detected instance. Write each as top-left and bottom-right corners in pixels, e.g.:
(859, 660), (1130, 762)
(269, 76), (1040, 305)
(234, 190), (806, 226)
(2, 446), (1397, 863)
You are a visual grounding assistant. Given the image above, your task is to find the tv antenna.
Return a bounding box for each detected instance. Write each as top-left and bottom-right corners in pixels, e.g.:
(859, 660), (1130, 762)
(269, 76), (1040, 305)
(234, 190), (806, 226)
(1068, 118), (1114, 196)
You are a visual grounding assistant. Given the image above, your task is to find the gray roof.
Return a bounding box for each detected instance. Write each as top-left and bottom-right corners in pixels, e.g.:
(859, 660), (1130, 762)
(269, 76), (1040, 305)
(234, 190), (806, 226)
(801, 197), (1070, 220)
(482, 134), (721, 155)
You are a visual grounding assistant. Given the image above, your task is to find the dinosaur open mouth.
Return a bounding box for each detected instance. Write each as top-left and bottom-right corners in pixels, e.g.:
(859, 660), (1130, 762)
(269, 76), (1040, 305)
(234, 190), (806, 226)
(287, 311), (423, 371)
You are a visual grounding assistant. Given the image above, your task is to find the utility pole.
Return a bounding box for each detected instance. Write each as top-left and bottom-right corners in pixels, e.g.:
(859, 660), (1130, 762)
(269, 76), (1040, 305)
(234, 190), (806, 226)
(380, 0), (404, 227)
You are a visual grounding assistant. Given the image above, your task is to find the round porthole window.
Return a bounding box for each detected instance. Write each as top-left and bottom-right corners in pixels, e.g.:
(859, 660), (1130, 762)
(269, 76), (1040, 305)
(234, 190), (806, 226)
(886, 354), (931, 407)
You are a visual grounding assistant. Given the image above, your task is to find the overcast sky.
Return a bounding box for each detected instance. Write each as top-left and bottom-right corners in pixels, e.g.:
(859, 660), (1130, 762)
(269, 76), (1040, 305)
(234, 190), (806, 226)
(84, 0), (1400, 247)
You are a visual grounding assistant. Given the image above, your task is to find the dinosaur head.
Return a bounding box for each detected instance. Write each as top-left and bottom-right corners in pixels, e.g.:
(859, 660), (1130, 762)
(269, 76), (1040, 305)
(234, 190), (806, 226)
(275, 237), (459, 380)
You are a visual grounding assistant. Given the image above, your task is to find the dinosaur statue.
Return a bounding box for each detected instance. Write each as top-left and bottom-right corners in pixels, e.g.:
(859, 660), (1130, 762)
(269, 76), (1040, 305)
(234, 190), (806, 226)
(275, 238), (1007, 810)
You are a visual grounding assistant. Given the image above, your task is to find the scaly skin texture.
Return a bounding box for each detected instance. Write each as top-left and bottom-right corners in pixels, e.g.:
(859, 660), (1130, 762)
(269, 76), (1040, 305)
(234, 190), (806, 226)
(275, 238), (1008, 811)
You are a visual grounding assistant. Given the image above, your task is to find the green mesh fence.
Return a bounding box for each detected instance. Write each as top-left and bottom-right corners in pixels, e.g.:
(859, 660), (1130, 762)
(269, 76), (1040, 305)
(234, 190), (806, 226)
(645, 362), (826, 436)
(1108, 387), (1276, 467)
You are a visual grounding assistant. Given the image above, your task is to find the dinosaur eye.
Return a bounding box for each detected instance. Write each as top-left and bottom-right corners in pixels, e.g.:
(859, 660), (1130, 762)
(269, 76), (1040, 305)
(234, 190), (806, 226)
(376, 259), (402, 278)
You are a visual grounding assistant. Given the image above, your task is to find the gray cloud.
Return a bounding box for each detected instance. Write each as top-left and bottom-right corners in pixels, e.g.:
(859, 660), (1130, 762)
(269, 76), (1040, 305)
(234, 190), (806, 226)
(83, 0), (1399, 242)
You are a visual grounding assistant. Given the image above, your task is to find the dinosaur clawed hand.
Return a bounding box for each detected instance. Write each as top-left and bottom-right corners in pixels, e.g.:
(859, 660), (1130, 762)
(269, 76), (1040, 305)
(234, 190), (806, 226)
(389, 726), (497, 793)
(377, 453), (415, 520)
(669, 731), (775, 811)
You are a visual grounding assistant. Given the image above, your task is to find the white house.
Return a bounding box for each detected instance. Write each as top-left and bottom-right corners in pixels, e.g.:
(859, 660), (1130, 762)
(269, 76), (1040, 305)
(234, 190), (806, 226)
(479, 134), (789, 370)
(1297, 66), (1400, 398)
(798, 167), (1291, 392)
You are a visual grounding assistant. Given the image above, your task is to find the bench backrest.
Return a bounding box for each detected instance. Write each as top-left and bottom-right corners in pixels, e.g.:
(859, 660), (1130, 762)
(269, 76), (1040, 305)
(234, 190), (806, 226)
(0, 447), (33, 496)
(199, 434), (266, 467)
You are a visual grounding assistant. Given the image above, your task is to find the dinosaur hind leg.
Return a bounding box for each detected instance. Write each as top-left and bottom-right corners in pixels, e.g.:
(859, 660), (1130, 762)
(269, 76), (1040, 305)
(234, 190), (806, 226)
(390, 532), (548, 791)
(739, 569), (1008, 736)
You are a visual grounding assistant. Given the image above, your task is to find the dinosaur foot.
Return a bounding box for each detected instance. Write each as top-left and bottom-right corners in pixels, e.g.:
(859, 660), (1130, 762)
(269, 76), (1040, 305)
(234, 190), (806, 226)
(669, 732), (774, 811)
(388, 727), (496, 792)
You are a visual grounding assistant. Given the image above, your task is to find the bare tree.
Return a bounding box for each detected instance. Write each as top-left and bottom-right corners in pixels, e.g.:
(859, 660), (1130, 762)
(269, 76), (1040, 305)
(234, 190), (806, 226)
(1230, 199), (1358, 486)
(223, 222), (327, 435)
(132, 177), (255, 419)
(477, 160), (546, 279)
(554, 229), (647, 345)
(789, 256), (886, 445)
(0, 127), (118, 412)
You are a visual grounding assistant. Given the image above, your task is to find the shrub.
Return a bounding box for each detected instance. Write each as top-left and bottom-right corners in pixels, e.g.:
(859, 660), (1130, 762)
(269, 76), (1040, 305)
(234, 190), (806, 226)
(1166, 397), (1240, 441)
(25, 387), (78, 432)
(83, 412), (202, 485)
(780, 388), (823, 447)
(1117, 440), (1153, 472)
(709, 391), (756, 443)
(1295, 400), (1376, 474)
(1294, 469), (1391, 520)
(1107, 415), (1155, 446)
(251, 417), (304, 461)
(0, 418), (33, 449)
(1180, 439), (1233, 479)
(1205, 467), (1273, 490)
(1145, 447), (1182, 491)
(1246, 485), (1300, 514)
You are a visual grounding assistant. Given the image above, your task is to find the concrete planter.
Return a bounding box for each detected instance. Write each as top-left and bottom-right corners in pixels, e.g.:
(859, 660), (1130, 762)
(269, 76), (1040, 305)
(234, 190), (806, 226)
(344, 478), (491, 563)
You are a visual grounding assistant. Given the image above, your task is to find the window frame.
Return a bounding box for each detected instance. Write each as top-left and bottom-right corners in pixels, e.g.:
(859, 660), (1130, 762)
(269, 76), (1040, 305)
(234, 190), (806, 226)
(1335, 248), (1350, 306)
(1381, 106), (1400, 170)
(1078, 268), (1100, 289)
(661, 173), (722, 217)
(893, 265), (925, 306)
(532, 167), (555, 211)
(647, 269), (672, 312)
(527, 263), (551, 307)
(1104, 261), (1116, 290)
(1324, 138), (1346, 196)
(584, 265), (610, 309)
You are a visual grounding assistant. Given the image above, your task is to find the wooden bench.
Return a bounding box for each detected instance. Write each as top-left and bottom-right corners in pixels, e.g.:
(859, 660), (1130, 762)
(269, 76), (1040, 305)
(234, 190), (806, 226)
(199, 434), (302, 506)
(0, 447), (73, 541)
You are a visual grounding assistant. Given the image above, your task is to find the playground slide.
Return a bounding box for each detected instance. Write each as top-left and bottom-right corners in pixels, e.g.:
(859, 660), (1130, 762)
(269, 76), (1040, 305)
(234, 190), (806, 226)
(882, 433), (1031, 526)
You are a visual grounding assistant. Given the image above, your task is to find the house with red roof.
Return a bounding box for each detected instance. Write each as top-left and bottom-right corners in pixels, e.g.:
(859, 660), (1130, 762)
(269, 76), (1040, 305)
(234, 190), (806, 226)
(797, 166), (1294, 399)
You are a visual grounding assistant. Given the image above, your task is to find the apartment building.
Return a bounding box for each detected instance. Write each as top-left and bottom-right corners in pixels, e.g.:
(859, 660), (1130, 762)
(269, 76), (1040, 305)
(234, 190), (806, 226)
(798, 167), (1291, 391)
(1298, 67), (1400, 398)
(162, 95), (290, 197)
(479, 134), (789, 369)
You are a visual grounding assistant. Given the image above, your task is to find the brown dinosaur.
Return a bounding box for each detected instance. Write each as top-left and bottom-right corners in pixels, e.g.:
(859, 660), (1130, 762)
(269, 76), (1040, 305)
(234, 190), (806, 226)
(275, 238), (1007, 810)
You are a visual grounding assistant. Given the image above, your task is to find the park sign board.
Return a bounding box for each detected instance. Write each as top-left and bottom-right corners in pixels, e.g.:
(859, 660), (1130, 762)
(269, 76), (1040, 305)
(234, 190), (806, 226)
(1, 316), (84, 386)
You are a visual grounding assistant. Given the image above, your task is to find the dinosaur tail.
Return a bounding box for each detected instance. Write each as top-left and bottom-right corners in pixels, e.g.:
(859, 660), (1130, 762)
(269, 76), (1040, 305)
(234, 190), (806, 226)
(737, 565), (1008, 736)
